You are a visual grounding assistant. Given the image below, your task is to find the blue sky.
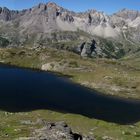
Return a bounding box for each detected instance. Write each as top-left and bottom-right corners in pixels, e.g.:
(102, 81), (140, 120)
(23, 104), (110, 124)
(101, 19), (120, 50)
(0, 0), (140, 14)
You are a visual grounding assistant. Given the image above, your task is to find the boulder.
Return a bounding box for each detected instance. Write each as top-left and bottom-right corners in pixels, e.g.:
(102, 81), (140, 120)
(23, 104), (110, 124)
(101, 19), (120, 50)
(17, 121), (95, 140)
(41, 61), (65, 72)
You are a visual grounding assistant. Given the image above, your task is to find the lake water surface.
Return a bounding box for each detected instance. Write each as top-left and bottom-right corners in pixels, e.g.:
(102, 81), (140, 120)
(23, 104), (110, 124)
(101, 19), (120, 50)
(0, 64), (140, 124)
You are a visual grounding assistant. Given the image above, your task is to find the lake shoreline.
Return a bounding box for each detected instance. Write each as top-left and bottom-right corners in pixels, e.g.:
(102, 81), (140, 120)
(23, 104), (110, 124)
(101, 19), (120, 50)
(0, 62), (140, 103)
(1, 61), (140, 102)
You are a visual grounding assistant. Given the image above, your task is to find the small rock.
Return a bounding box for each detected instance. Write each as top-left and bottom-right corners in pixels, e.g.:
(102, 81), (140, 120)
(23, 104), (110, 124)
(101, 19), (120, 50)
(20, 120), (33, 125)
(102, 135), (113, 140)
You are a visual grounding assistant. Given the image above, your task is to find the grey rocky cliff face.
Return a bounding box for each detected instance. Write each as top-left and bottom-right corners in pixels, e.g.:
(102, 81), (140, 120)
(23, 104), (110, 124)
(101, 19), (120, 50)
(0, 2), (140, 41)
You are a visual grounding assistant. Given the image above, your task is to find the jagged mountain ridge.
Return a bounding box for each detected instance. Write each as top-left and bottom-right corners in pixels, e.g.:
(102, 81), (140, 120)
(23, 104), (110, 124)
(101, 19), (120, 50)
(0, 2), (140, 40)
(0, 2), (140, 59)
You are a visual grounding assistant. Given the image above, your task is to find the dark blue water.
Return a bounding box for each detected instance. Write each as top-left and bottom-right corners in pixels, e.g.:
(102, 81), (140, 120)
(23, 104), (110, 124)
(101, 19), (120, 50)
(0, 64), (140, 124)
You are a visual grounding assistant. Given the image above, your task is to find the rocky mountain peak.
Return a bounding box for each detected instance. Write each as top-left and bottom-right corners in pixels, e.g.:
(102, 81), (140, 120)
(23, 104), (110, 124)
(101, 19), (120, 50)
(31, 2), (59, 12)
(0, 6), (20, 21)
(114, 9), (140, 20)
(0, 7), (11, 21)
(37, 3), (47, 10)
(47, 2), (59, 7)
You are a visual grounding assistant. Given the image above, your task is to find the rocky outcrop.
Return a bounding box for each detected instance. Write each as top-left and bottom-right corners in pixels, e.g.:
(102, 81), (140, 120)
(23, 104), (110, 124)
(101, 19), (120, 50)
(17, 121), (95, 140)
(80, 39), (97, 57)
(79, 38), (125, 59)
(41, 62), (65, 72)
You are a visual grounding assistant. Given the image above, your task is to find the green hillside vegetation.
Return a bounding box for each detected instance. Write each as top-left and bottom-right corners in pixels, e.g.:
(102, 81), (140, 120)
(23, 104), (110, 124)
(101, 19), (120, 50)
(0, 36), (10, 47)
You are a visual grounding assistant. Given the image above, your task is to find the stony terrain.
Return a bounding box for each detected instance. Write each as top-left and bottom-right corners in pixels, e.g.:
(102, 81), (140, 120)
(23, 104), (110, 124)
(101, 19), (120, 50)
(1, 109), (140, 140)
(17, 121), (94, 140)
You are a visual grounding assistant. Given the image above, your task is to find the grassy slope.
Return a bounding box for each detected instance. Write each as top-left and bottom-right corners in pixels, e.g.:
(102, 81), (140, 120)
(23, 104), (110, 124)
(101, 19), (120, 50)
(121, 51), (140, 70)
(0, 47), (139, 99)
(0, 47), (140, 140)
(1, 110), (140, 140)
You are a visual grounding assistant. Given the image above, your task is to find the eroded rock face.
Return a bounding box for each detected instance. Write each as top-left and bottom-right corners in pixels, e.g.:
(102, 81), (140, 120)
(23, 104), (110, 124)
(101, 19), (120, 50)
(17, 121), (95, 140)
(46, 2), (57, 30)
(79, 40), (96, 57)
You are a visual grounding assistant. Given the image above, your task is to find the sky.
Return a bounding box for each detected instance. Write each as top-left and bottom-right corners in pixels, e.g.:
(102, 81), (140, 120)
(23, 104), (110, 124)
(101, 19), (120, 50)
(0, 0), (140, 14)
